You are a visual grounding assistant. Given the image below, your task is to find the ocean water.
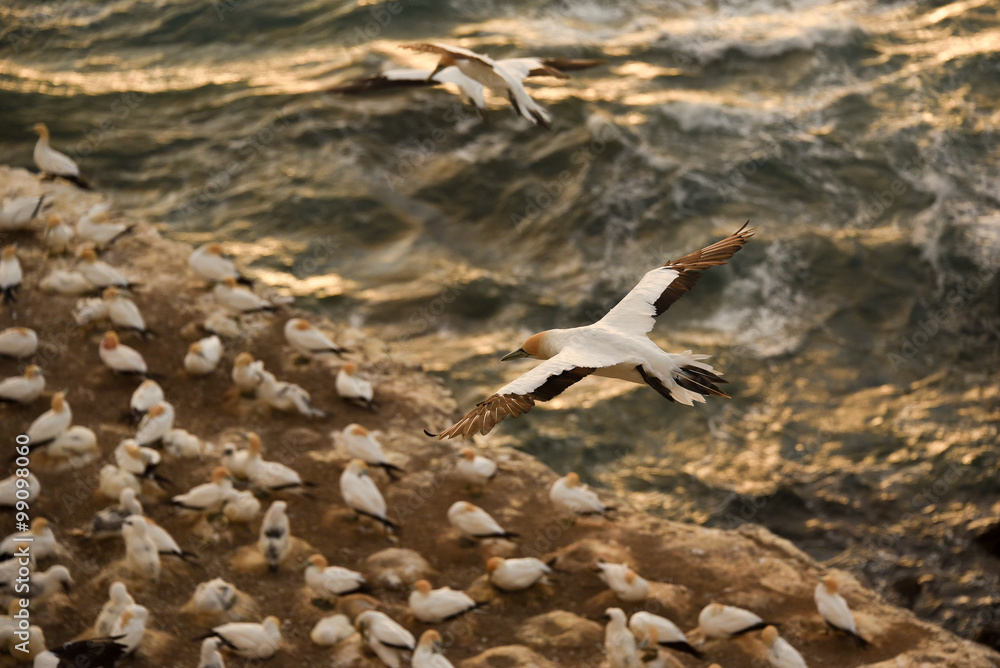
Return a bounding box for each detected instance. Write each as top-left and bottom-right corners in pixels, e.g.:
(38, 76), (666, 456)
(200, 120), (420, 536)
(1, 0), (999, 646)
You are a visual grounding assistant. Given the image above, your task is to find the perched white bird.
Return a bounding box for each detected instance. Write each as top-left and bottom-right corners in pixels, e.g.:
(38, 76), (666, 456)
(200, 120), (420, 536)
(204, 310), (242, 338)
(0, 327), (37, 358)
(339, 459), (397, 531)
(33, 123), (90, 188)
(103, 287), (149, 335)
(232, 352), (265, 395)
(114, 440), (165, 482)
(0, 518), (62, 562)
(0, 246), (22, 304)
(221, 443), (252, 479)
(171, 467), (235, 512)
(222, 489), (261, 523)
(413, 629), (455, 668)
(355, 610), (415, 668)
(121, 515), (160, 581)
(76, 205), (132, 247)
(336, 362), (375, 410)
(203, 616), (282, 659)
(485, 556), (551, 591)
(815, 577), (869, 648)
(258, 500), (291, 573)
(628, 611), (702, 658)
(197, 637), (226, 668)
(47, 425), (99, 465)
(40, 269), (91, 294)
(698, 603), (770, 639)
(74, 296), (109, 326)
(604, 607), (641, 668)
(762, 625), (809, 668)
(185, 335), (223, 375)
(129, 379), (163, 420)
(109, 604), (148, 655)
(310, 614), (354, 646)
(455, 447), (497, 487)
(404, 43), (554, 128)
(188, 577), (242, 616)
(446, 501), (517, 540)
(304, 554), (366, 599)
(16, 564), (72, 602)
(142, 517), (190, 560)
(163, 428), (205, 459)
(409, 579), (480, 623)
(189, 243), (248, 284)
(94, 581), (135, 636)
(430, 225), (755, 439)
(550, 472), (612, 516)
(99, 464), (141, 501)
(0, 194), (44, 230)
(339, 424), (404, 478)
(245, 433), (310, 492)
(596, 562), (649, 602)
(88, 488), (143, 538)
(284, 318), (347, 358)
(43, 216), (74, 254)
(0, 472), (39, 507)
(78, 247), (136, 289)
(213, 277), (275, 314)
(99, 331), (147, 375)
(256, 370), (324, 418)
(26, 391), (71, 449)
(0, 364), (45, 404)
(135, 402), (175, 446)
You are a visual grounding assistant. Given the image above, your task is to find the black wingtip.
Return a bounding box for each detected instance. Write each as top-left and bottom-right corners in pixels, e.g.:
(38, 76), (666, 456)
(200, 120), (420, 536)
(423, 429), (439, 438)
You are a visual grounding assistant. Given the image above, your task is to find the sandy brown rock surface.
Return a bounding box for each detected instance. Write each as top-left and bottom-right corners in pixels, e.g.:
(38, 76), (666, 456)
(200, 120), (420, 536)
(1, 166), (998, 667)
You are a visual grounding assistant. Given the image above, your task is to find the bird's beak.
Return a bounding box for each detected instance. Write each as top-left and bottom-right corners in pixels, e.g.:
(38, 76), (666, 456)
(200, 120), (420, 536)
(427, 63), (446, 81)
(501, 348), (530, 362)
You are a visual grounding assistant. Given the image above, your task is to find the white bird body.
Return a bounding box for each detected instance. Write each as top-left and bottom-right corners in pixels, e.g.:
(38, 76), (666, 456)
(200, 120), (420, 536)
(43, 217), (73, 253)
(130, 380), (164, 417)
(135, 402), (175, 446)
(204, 310), (242, 338)
(629, 611), (700, 658)
(33, 123), (84, 182)
(39, 269), (91, 294)
(213, 278), (273, 313)
(114, 440), (160, 477)
(222, 489), (261, 523)
(189, 244), (241, 283)
(355, 610), (414, 668)
(256, 371), (324, 418)
(163, 428), (205, 459)
(88, 488), (143, 537)
(762, 626), (809, 668)
(99, 331), (147, 374)
(597, 562), (649, 602)
(0, 246), (22, 303)
(47, 426), (98, 463)
(550, 472), (609, 515)
(413, 630), (455, 668)
(77, 210), (131, 247)
(121, 516), (160, 580)
(109, 604), (148, 654)
(257, 501), (291, 572)
(23, 565), (72, 602)
(0, 327), (37, 358)
(340, 460), (395, 530)
(0, 194), (44, 230)
(0, 519), (60, 561)
(339, 424), (403, 476)
(698, 603), (768, 639)
(104, 288), (147, 333)
(142, 517), (185, 557)
(336, 363), (374, 408)
(0, 472), (39, 506)
(208, 616), (282, 659)
(78, 250), (132, 289)
(0, 365), (44, 403)
(172, 468), (234, 512)
(284, 318), (346, 357)
(304, 555), (365, 599)
(309, 614), (353, 646)
(74, 296), (109, 326)
(26, 392), (71, 446)
(231, 353), (265, 394)
(456, 448), (497, 486)
(221, 444), (251, 479)
(191, 578), (240, 615)
(185, 335), (223, 375)
(486, 556), (551, 591)
(408, 580), (478, 623)
(604, 607), (641, 668)
(245, 436), (307, 492)
(446, 501), (515, 539)
(815, 578), (868, 648)
(99, 465), (141, 501)
(197, 637), (226, 668)
(94, 581), (135, 636)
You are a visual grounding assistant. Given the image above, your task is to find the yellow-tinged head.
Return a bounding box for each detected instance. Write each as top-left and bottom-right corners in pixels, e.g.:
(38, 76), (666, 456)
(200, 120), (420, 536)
(341, 362), (357, 375)
(414, 579), (432, 594)
(294, 319), (312, 331)
(102, 286), (119, 300)
(234, 351), (253, 366)
(308, 554), (328, 568)
(189, 341), (203, 354)
(565, 472), (580, 487)
(207, 243), (223, 256)
(486, 556), (503, 573)
(1, 245), (16, 259)
(147, 404), (165, 418)
(346, 459), (368, 475)
(460, 447), (476, 461)
(418, 629), (442, 648)
(823, 577), (839, 594)
(24, 365), (40, 379)
(348, 424), (368, 437)
(502, 331), (548, 361)
(33, 123), (49, 139)
(625, 569), (638, 584)
(761, 625), (779, 645)
(31, 517), (49, 533)
(51, 392), (65, 412)
(102, 331), (120, 349)
(45, 216), (62, 228)
(222, 276), (237, 288)
(124, 442), (141, 458)
(248, 432), (262, 454)
(79, 247), (98, 263)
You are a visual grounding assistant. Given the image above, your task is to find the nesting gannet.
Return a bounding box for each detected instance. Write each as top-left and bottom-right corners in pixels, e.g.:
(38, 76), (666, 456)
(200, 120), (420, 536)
(204, 310), (242, 338)
(135, 402), (175, 446)
(109, 604), (148, 655)
(163, 428), (205, 459)
(74, 295), (110, 326)
(34, 639), (127, 668)
(20, 564), (73, 602)
(88, 488), (143, 538)
(185, 335), (223, 375)
(94, 581), (135, 635)
(761, 625), (808, 668)
(430, 224), (755, 439)
(114, 440), (169, 486)
(171, 467), (234, 512)
(408, 580), (480, 623)
(339, 424), (404, 479)
(142, 517), (192, 560)
(485, 556), (551, 591)
(201, 616), (282, 659)
(213, 277), (275, 314)
(0, 365), (44, 404)
(99, 464), (141, 501)
(103, 287), (149, 336)
(339, 459), (397, 531)
(129, 380), (163, 421)
(336, 362), (375, 410)
(221, 443), (251, 479)
(284, 318), (347, 358)
(355, 610), (415, 668)
(99, 331), (148, 375)
(0, 518), (62, 562)
(0, 246), (22, 304)
(47, 425), (99, 466)
(258, 500), (291, 573)
(222, 489), (261, 524)
(197, 637), (226, 668)
(404, 44), (553, 128)
(304, 554), (366, 599)
(596, 562), (649, 602)
(550, 472), (612, 516)
(413, 629), (455, 668)
(446, 501), (517, 540)
(43, 216), (73, 254)
(815, 577), (869, 649)
(26, 392), (71, 449)
(256, 370), (325, 418)
(0, 617), (45, 658)
(78, 247), (136, 289)
(628, 611), (702, 658)
(189, 243), (251, 285)
(0, 327), (37, 358)
(187, 577), (246, 617)
(0, 472), (39, 507)
(121, 515), (160, 580)
(40, 269), (91, 294)
(77, 204), (133, 247)
(456, 447), (497, 487)
(310, 614), (354, 646)
(232, 352), (265, 395)
(698, 603), (770, 639)
(245, 433), (311, 492)
(604, 607), (641, 668)
(33, 123), (90, 188)
(0, 194), (44, 230)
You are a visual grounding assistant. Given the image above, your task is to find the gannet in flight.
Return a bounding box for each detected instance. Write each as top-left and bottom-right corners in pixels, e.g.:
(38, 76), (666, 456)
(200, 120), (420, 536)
(429, 223), (754, 440)
(33, 123), (91, 189)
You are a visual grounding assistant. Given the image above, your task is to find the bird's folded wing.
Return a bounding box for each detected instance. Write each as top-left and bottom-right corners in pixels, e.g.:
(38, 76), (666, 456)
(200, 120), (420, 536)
(373, 622), (415, 649)
(596, 222), (754, 335)
(41, 150), (79, 177)
(433, 354), (598, 440)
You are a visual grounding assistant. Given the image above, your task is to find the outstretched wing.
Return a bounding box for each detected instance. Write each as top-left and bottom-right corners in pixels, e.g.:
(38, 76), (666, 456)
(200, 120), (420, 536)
(328, 69), (439, 94)
(596, 222), (755, 335)
(497, 57), (603, 81)
(403, 43), (494, 68)
(430, 355), (597, 440)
